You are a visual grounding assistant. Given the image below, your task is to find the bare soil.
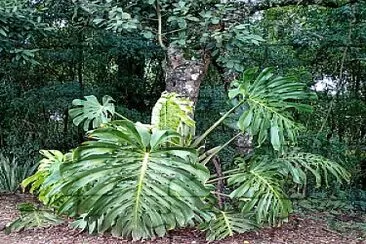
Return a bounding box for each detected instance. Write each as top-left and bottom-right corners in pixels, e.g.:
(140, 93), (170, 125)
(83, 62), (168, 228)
(0, 194), (365, 244)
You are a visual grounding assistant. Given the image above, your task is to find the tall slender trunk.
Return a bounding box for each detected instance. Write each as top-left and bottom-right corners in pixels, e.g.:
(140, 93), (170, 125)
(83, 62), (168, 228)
(77, 32), (84, 92)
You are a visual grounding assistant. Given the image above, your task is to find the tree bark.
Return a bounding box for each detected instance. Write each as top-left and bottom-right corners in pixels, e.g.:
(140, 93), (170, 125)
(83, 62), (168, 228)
(165, 46), (207, 105)
(235, 133), (254, 156)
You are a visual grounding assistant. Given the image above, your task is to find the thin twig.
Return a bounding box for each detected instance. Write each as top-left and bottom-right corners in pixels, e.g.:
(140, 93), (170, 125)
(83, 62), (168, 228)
(209, 168), (240, 179)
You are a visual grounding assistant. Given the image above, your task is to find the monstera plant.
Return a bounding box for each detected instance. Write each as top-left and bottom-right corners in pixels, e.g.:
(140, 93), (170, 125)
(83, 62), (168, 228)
(18, 68), (350, 240)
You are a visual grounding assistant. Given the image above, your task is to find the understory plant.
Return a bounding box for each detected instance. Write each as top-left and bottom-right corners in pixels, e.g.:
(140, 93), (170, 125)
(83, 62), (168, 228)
(0, 153), (36, 193)
(19, 68), (350, 240)
(5, 203), (64, 234)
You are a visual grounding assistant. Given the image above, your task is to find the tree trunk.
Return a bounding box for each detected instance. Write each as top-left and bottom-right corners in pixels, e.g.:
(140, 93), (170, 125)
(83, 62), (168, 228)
(235, 133), (254, 156)
(164, 46), (207, 105)
(77, 32), (84, 92)
(164, 46), (253, 155)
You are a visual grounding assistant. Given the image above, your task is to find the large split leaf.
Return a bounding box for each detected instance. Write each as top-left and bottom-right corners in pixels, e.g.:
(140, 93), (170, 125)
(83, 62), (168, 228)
(51, 120), (210, 240)
(228, 159), (292, 226)
(69, 95), (115, 131)
(277, 151), (351, 187)
(228, 151), (350, 226)
(228, 68), (316, 151)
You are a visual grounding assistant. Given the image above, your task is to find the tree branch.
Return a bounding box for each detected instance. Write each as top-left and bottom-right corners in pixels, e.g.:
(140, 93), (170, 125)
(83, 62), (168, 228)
(156, 0), (166, 49)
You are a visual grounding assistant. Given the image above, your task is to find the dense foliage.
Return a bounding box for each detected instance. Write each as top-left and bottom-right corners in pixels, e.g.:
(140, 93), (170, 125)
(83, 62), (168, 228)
(1, 0), (365, 241)
(19, 70), (350, 240)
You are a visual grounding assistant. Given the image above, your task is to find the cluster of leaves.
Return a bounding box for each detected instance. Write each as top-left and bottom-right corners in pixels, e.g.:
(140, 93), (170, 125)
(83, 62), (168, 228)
(74, 0), (264, 57)
(247, 1), (366, 156)
(294, 187), (366, 213)
(230, 151), (350, 223)
(0, 80), (152, 177)
(232, 68), (315, 149)
(21, 150), (69, 205)
(0, 0), (49, 62)
(0, 153), (36, 193)
(0, 83), (84, 169)
(1, 2), (363, 241)
(14, 68), (351, 241)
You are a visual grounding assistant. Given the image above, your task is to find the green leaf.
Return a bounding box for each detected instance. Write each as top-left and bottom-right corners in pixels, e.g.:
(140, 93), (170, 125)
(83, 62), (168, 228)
(228, 68), (316, 151)
(227, 151), (350, 228)
(270, 118), (281, 151)
(53, 120), (210, 240)
(201, 211), (256, 240)
(228, 159), (292, 226)
(0, 153), (36, 193)
(21, 150), (69, 205)
(69, 95), (115, 131)
(277, 152), (350, 187)
(211, 18), (220, 24)
(0, 27), (7, 37)
(5, 203), (64, 234)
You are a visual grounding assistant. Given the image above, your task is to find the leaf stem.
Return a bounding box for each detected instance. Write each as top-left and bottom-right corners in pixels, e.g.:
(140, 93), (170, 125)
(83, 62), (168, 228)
(192, 101), (244, 147)
(210, 168), (241, 178)
(201, 132), (242, 165)
(207, 175), (231, 184)
(211, 191), (230, 198)
(114, 112), (132, 122)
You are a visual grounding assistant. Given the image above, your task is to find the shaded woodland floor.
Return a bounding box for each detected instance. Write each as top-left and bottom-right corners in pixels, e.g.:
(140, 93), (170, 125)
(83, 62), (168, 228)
(0, 194), (365, 244)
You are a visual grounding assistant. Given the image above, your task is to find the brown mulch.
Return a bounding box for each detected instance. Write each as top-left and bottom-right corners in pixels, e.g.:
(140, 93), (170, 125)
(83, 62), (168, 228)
(0, 194), (365, 244)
